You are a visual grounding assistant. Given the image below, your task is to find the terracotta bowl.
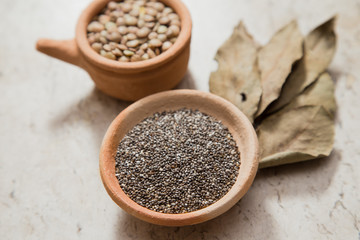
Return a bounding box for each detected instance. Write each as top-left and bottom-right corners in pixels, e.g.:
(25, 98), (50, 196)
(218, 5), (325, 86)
(100, 90), (259, 226)
(36, 0), (192, 101)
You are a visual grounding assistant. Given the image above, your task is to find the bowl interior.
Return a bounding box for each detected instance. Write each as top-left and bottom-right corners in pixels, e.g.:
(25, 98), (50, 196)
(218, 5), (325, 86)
(76, 0), (192, 72)
(100, 90), (259, 226)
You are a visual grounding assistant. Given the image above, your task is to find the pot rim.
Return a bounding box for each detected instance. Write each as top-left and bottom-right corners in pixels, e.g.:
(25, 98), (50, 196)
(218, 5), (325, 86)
(76, 0), (192, 73)
(99, 90), (259, 226)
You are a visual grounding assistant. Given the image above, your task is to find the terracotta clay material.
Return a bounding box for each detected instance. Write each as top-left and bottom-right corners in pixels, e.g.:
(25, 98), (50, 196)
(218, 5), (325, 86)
(35, 0), (192, 101)
(99, 90), (259, 226)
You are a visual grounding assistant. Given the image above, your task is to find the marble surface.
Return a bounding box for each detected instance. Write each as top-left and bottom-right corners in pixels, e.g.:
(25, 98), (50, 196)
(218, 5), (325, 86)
(1, 0), (360, 239)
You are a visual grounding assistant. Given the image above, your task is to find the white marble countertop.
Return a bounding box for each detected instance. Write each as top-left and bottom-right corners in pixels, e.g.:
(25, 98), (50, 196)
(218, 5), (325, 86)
(1, 0), (359, 239)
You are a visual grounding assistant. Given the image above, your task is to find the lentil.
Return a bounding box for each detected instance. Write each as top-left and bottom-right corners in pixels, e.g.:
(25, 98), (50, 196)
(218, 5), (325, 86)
(87, 0), (180, 62)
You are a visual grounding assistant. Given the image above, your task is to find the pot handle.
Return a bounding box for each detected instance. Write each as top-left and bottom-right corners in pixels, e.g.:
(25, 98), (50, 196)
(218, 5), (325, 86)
(36, 38), (83, 68)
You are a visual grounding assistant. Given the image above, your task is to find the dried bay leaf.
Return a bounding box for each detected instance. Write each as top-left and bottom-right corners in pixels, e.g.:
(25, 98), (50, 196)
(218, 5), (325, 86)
(265, 17), (337, 114)
(209, 18), (337, 168)
(283, 72), (336, 118)
(209, 22), (262, 122)
(255, 20), (303, 117)
(257, 73), (336, 168)
(257, 105), (335, 168)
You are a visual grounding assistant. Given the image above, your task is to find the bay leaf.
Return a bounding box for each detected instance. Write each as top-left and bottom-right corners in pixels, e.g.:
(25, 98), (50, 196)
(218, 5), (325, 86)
(283, 72), (336, 118)
(265, 17), (337, 114)
(255, 20), (303, 117)
(257, 105), (334, 168)
(209, 22), (262, 122)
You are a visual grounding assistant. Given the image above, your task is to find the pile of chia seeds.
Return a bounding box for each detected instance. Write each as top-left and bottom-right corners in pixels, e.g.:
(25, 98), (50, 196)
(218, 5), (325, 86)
(115, 108), (241, 214)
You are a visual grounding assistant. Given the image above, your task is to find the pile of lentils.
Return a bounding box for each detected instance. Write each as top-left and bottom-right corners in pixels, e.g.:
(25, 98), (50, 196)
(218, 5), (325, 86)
(87, 0), (181, 62)
(115, 109), (241, 214)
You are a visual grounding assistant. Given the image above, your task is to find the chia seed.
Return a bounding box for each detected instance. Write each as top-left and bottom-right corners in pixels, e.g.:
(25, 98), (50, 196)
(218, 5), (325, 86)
(115, 108), (241, 214)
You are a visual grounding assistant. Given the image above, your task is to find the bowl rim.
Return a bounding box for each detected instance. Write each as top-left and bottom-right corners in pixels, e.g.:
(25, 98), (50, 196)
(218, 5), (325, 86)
(75, 0), (192, 73)
(99, 90), (259, 226)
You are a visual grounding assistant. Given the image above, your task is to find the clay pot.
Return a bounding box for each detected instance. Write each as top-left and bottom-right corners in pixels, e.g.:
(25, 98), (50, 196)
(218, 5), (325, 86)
(36, 0), (192, 101)
(100, 90), (259, 226)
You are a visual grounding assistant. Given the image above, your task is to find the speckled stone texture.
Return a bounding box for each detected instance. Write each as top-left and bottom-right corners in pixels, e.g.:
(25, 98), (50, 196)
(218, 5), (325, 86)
(0, 0), (359, 239)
